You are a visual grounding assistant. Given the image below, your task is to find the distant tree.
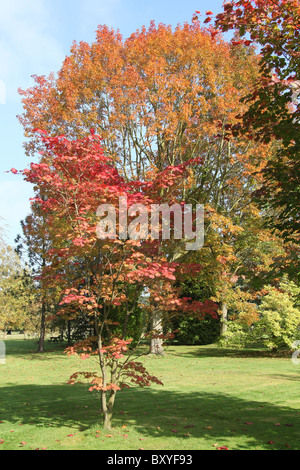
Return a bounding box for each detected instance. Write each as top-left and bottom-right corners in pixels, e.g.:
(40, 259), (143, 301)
(0, 239), (35, 335)
(219, 279), (300, 351)
(16, 203), (55, 352)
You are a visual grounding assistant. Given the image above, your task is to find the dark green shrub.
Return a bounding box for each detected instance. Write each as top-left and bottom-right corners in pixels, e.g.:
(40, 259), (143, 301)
(175, 315), (220, 345)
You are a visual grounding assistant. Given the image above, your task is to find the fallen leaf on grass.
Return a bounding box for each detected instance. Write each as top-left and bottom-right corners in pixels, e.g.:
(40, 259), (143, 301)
(217, 446), (229, 450)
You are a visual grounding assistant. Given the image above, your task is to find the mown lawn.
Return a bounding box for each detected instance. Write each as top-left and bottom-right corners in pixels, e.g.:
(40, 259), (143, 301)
(0, 335), (299, 450)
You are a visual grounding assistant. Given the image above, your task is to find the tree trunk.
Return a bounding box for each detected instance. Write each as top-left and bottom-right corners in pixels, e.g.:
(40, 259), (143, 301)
(38, 300), (46, 352)
(149, 310), (164, 355)
(102, 389), (117, 430)
(220, 302), (228, 336)
(67, 320), (71, 345)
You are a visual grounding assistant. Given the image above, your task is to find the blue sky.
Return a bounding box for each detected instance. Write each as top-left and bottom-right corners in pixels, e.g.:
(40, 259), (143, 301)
(0, 0), (226, 246)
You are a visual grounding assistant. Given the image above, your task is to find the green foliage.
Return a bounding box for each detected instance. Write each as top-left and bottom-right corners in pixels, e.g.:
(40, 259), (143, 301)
(218, 322), (254, 349)
(0, 239), (37, 332)
(175, 315), (220, 346)
(255, 285), (300, 351)
(170, 278), (220, 345)
(219, 279), (300, 351)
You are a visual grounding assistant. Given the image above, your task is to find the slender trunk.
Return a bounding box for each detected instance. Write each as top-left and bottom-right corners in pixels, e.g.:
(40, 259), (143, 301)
(220, 302), (228, 336)
(102, 389), (117, 430)
(149, 310), (164, 355)
(67, 320), (71, 345)
(38, 242), (47, 352)
(96, 320), (115, 430)
(38, 300), (46, 352)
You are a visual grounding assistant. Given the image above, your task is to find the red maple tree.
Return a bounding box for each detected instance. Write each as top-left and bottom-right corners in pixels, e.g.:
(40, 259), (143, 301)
(15, 129), (217, 429)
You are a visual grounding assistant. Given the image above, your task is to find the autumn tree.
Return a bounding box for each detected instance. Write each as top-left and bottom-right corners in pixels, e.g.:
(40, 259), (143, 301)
(15, 130), (217, 429)
(199, 1), (300, 240)
(15, 203), (57, 351)
(18, 22), (264, 176)
(18, 21), (277, 352)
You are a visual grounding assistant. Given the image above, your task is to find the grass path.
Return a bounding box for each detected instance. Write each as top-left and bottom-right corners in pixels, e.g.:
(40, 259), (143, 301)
(0, 336), (299, 450)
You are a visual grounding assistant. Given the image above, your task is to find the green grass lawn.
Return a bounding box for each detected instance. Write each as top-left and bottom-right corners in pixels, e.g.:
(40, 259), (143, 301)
(0, 335), (299, 450)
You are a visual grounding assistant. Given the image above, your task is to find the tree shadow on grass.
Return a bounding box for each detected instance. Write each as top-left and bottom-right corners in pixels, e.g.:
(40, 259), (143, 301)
(0, 382), (299, 450)
(3, 338), (68, 359)
(172, 345), (294, 360)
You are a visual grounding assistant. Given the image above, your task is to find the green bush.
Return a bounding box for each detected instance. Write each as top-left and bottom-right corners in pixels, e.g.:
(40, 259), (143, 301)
(219, 280), (300, 351)
(254, 286), (300, 351)
(175, 315), (220, 346)
(218, 322), (254, 349)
